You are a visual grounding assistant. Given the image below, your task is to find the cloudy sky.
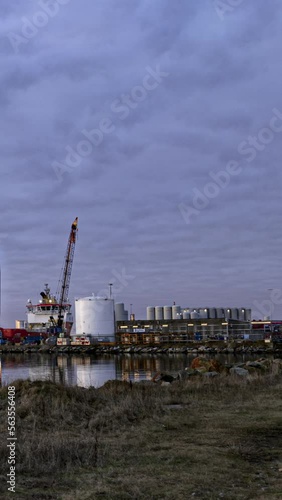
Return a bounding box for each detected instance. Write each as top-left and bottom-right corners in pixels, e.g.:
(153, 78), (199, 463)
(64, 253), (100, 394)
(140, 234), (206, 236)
(1, 0), (282, 326)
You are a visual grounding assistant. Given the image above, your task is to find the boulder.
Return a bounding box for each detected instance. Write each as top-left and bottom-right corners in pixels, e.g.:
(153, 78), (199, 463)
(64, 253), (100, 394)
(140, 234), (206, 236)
(246, 361), (267, 371)
(203, 371), (219, 378)
(230, 366), (249, 377)
(191, 357), (223, 373)
(178, 369), (198, 380)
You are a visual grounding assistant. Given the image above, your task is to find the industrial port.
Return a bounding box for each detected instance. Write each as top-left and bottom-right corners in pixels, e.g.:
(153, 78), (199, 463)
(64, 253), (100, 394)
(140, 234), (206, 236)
(0, 217), (282, 349)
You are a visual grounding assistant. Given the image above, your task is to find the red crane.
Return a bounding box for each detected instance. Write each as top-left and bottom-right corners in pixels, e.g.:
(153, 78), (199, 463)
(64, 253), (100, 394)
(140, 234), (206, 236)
(57, 217), (78, 332)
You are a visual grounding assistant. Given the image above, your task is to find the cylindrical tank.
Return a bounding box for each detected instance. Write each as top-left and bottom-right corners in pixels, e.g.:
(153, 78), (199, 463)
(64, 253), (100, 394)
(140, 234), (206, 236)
(238, 308), (246, 321)
(163, 306), (172, 320)
(172, 305), (181, 320)
(231, 308), (239, 320)
(190, 311), (199, 320)
(183, 310), (190, 320)
(146, 307), (155, 321)
(208, 308), (216, 319)
(115, 302), (126, 322)
(155, 307), (164, 320)
(216, 308), (225, 319)
(75, 296), (115, 341)
(245, 309), (252, 321)
(225, 308), (231, 320)
(198, 308), (208, 319)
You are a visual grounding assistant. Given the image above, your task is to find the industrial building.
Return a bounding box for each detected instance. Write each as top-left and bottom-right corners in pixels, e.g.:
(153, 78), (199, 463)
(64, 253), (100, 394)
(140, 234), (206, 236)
(74, 298), (256, 344)
(116, 317), (251, 344)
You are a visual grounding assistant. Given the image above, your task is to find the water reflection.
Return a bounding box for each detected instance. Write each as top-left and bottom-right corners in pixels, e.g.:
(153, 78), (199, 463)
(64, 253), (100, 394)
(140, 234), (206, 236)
(0, 352), (281, 388)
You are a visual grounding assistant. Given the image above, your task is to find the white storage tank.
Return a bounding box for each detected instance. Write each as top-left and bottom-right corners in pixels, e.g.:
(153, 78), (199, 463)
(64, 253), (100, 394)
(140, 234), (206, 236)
(75, 296), (115, 342)
(208, 308), (216, 319)
(225, 308), (231, 320)
(199, 308), (208, 319)
(231, 308), (239, 320)
(172, 305), (181, 320)
(216, 308), (225, 319)
(147, 307), (155, 321)
(163, 306), (172, 320)
(238, 308), (246, 321)
(115, 302), (127, 322)
(155, 307), (164, 320)
(183, 310), (190, 320)
(190, 310), (199, 320)
(245, 309), (252, 321)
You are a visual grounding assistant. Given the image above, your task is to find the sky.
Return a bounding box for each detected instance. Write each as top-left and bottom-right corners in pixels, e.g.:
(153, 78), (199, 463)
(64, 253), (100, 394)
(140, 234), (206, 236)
(1, 0), (282, 326)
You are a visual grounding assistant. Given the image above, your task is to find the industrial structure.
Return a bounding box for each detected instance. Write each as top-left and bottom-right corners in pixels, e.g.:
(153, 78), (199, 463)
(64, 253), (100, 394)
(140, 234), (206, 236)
(25, 217), (78, 336)
(146, 306), (251, 322)
(4, 215), (282, 346)
(75, 295), (115, 342)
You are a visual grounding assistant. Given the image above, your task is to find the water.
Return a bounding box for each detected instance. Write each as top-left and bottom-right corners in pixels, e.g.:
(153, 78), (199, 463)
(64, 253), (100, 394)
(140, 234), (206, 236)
(1, 351), (281, 388)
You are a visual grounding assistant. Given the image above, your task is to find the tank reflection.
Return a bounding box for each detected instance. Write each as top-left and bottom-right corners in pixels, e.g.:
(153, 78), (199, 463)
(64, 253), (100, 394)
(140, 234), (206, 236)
(1, 352), (276, 388)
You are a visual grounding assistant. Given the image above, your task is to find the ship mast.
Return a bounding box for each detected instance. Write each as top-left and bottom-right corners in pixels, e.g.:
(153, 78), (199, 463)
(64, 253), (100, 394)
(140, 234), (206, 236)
(57, 217), (78, 332)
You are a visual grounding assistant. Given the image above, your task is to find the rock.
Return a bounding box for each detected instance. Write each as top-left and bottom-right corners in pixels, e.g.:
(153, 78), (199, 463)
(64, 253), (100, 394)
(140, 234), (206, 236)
(246, 361), (267, 371)
(191, 357), (223, 373)
(203, 371), (219, 378)
(195, 366), (209, 374)
(178, 369), (198, 380)
(161, 381), (171, 386)
(230, 366), (249, 377)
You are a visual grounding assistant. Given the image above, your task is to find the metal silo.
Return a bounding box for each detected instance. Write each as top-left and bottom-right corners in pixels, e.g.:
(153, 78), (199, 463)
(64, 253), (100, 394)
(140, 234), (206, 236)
(183, 310), (190, 320)
(245, 309), (252, 321)
(190, 311), (199, 320)
(208, 308), (216, 319)
(216, 308), (225, 319)
(238, 308), (245, 321)
(225, 308), (231, 320)
(199, 308), (208, 319)
(155, 307), (164, 320)
(231, 308), (239, 320)
(163, 306), (172, 320)
(115, 302), (126, 322)
(146, 307), (155, 321)
(172, 305), (181, 319)
(75, 296), (115, 341)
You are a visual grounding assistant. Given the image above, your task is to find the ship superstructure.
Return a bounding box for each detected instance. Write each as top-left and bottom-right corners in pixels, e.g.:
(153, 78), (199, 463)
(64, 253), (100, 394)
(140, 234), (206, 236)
(26, 217), (78, 336)
(26, 283), (73, 335)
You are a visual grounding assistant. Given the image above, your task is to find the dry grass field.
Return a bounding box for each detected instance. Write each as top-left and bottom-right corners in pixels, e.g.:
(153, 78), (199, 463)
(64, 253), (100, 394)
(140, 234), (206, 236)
(0, 372), (282, 499)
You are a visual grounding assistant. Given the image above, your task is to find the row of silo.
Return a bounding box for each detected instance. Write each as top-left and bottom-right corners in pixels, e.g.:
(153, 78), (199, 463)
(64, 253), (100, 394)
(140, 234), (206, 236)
(115, 302), (128, 322)
(146, 305), (182, 321)
(146, 306), (251, 321)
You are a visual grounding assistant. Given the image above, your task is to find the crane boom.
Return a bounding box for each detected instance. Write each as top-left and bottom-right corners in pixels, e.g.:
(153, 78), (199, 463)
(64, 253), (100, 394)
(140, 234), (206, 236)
(57, 217), (78, 331)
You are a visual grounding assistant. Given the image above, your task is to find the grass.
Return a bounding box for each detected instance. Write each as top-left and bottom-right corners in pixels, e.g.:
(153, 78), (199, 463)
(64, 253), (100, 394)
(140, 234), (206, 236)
(0, 374), (282, 499)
